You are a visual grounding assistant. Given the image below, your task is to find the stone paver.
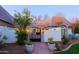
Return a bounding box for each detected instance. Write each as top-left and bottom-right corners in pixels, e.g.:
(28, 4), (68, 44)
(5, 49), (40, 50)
(32, 42), (52, 54)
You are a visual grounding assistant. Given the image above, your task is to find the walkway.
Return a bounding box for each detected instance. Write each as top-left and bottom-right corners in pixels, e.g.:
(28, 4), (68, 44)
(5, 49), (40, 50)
(32, 42), (53, 54)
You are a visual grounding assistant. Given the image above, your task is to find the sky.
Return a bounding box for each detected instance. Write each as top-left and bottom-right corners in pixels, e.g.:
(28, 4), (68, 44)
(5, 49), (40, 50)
(2, 5), (79, 21)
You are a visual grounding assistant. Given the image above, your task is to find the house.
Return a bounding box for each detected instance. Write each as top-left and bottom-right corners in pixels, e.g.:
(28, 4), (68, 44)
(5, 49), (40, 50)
(0, 6), (16, 43)
(51, 16), (72, 36)
(0, 6), (14, 27)
(30, 15), (72, 42)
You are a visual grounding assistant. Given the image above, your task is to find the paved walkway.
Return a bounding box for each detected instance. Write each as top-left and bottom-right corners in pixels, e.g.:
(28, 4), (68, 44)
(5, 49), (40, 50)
(32, 42), (53, 54)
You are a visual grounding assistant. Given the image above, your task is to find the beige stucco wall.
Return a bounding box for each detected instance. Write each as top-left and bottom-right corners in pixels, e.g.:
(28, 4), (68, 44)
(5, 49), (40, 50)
(43, 27), (62, 42)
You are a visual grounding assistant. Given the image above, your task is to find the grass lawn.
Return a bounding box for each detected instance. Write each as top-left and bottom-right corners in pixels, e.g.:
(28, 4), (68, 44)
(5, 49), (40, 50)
(57, 43), (79, 54)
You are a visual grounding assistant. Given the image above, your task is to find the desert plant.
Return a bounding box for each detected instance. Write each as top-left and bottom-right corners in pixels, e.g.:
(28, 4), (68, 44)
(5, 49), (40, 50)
(25, 40), (32, 45)
(62, 35), (69, 45)
(55, 42), (62, 51)
(0, 35), (8, 46)
(48, 37), (54, 44)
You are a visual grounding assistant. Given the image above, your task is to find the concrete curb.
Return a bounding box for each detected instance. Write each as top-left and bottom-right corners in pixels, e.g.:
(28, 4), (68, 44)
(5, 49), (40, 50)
(54, 42), (79, 53)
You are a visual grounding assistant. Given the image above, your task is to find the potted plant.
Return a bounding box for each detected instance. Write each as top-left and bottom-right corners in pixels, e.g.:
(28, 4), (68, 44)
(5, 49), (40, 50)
(48, 37), (55, 51)
(14, 9), (33, 53)
(25, 40), (33, 53)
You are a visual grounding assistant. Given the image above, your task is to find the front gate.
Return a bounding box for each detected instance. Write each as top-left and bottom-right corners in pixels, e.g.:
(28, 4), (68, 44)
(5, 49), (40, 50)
(30, 28), (41, 42)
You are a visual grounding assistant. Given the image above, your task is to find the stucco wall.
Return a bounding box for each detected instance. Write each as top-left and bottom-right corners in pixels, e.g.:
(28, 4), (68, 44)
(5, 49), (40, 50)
(68, 28), (72, 34)
(0, 26), (17, 43)
(43, 27), (62, 42)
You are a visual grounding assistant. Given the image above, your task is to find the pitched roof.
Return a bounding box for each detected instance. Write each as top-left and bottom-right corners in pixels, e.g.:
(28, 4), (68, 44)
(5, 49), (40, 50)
(0, 6), (14, 24)
(31, 16), (72, 28)
(51, 16), (72, 27)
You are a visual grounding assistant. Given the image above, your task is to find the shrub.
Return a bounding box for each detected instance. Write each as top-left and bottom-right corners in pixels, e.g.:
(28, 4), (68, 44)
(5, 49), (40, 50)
(74, 26), (79, 33)
(67, 34), (79, 39)
(0, 35), (8, 47)
(55, 42), (62, 51)
(48, 37), (54, 44)
(75, 34), (79, 39)
(62, 35), (69, 45)
(16, 30), (27, 45)
(25, 40), (32, 45)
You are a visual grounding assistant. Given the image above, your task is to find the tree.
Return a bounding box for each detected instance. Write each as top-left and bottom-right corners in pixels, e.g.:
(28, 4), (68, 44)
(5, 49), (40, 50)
(14, 8), (32, 30)
(14, 8), (32, 45)
(73, 19), (79, 33)
(74, 25), (79, 33)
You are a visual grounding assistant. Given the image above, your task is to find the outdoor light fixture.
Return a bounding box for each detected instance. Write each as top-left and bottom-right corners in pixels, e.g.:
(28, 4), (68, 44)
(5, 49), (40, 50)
(41, 28), (44, 33)
(25, 27), (32, 41)
(26, 28), (30, 34)
(25, 27), (32, 34)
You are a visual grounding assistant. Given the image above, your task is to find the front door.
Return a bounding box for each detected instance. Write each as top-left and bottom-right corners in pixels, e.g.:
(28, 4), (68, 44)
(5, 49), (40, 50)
(30, 28), (41, 42)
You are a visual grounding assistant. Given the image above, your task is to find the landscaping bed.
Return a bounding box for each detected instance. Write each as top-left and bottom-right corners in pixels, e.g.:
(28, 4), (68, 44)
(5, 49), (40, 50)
(55, 42), (79, 54)
(54, 39), (79, 54)
(57, 43), (79, 54)
(0, 43), (27, 54)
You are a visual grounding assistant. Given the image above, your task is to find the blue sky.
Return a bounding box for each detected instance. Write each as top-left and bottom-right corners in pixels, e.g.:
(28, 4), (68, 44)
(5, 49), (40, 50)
(2, 5), (79, 21)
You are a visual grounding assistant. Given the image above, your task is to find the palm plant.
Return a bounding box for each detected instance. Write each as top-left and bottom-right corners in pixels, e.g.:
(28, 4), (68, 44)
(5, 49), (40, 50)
(14, 9), (32, 45)
(14, 9), (32, 30)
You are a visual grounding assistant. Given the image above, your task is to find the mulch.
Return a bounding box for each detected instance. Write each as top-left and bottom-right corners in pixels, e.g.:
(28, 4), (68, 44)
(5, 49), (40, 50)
(0, 43), (27, 54)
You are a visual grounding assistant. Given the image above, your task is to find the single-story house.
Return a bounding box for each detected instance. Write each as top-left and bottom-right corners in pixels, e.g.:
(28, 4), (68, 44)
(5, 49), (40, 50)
(0, 6), (17, 43)
(51, 16), (72, 36)
(0, 6), (14, 27)
(30, 16), (72, 42)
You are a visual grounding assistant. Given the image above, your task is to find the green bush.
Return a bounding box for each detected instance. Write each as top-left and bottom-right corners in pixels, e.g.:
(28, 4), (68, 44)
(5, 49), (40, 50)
(62, 35), (69, 45)
(74, 26), (79, 33)
(48, 37), (54, 44)
(25, 40), (32, 45)
(0, 35), (8, 46)
(16, 30), (27, 45)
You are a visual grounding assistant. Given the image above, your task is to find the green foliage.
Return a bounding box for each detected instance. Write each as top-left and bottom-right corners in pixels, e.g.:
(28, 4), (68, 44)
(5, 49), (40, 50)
(14, 8), (32, 30)
(57, 44), (79, 54)
(16, 30), (27, 45)
(62, 35), (69, 45)
(48, 37), (54, 44)
(74, 25), (79, 33)
(14, 9), (32, 45)
(55, 42), (62, 51)
(0, 35), (8, 46)
(25, 40), (32, 45)
(2, 35), (8, 40)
